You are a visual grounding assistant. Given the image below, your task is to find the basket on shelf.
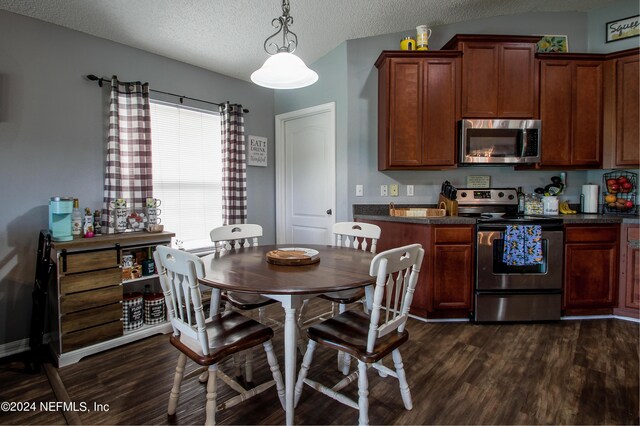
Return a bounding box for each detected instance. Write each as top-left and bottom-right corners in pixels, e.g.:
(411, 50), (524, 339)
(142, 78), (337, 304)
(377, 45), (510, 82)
(602, 170), (637, 216)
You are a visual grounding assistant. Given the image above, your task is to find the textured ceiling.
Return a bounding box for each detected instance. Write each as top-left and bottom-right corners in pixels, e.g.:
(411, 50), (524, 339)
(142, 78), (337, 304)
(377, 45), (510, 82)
(0, 0), (616, 82)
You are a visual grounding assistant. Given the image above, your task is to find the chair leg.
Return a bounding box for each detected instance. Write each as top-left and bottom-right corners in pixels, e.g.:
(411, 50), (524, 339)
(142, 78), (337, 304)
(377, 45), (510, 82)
(337, 304), (350, 375)
(205, 364), (218, 426)
(357, 360), (369, 426)
(258, 306), (266, 324)
(263, 340), (286, 409)
(233, 354), (243, 380)
(245, 349), (254, 385)
(168, 353), (187, 415)
(294, 340), (317, 407)
(392, 349), (412, 410)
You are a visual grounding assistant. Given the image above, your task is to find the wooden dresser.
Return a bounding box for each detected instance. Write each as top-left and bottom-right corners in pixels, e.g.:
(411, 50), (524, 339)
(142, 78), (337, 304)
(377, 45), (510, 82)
(49, 231), (174, 367)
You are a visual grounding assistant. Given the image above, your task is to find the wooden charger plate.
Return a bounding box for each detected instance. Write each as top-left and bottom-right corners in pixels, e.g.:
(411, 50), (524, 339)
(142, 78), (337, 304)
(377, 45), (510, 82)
(266, 247), (320, 266)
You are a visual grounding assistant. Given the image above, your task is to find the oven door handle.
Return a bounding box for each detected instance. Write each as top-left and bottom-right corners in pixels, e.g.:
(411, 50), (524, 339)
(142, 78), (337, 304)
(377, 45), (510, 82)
(477, 223), (564, 232)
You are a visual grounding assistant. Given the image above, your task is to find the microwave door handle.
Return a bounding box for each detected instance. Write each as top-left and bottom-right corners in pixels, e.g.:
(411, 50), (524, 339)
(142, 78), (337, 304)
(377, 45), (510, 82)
(519, 129), (527, 157)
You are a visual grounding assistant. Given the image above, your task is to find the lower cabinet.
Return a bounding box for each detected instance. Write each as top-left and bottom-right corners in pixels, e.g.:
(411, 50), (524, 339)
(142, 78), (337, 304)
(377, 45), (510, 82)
(563, 224), (619, 315)
(50, 231), (174, 366)
(356, 219), (474, 318)
(615, 224), (640, 318)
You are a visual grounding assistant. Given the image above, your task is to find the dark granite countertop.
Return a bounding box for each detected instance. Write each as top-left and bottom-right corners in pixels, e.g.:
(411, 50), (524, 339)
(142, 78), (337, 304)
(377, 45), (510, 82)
(353, 204), (639, 225)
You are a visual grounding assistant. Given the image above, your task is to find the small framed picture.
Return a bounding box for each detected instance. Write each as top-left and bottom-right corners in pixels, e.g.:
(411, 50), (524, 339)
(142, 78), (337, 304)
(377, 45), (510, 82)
(536, 35), (569, 53)
(606, 15), (640, 43)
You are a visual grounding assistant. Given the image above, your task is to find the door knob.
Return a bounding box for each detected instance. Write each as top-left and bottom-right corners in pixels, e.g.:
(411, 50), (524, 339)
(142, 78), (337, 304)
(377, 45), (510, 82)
(326, 209), (332, 215)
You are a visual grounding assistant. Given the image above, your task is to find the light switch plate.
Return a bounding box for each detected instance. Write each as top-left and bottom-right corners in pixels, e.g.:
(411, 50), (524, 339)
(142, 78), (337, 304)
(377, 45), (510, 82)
(380, 185), (388, 196)
(390, 184), (399, 197)
(355, 185), (363, 196)
(407, 185), (414, 196)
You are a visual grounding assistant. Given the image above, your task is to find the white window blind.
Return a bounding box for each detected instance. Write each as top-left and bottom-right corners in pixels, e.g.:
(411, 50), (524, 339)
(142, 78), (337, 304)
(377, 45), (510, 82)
(150, 101), (222, 251)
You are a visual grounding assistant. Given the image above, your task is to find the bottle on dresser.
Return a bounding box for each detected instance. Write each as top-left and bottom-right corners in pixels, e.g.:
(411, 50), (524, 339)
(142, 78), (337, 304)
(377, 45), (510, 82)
(71, 198), (83, 236)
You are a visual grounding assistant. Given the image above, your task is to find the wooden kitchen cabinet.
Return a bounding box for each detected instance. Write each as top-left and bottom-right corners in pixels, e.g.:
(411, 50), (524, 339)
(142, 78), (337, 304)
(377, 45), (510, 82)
(603, 48), (640, 169)
(614, 224), (640, 318)
(563, 224), (619, 315)
(49, 231), (174, 366)
(356, 219), (474, 318)
(442, 34), (540, 118)
(375, 51), (460, 170)
(430, 225), (474, 318)
(538, 54), (603, 168)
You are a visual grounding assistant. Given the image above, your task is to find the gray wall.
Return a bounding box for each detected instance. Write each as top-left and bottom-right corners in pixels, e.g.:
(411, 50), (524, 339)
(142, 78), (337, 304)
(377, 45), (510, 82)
(0, 10), (276, 345)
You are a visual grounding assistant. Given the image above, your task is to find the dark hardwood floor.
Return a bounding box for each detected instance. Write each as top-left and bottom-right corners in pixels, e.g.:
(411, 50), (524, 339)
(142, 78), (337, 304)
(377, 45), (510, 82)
(1, 301), (638, 425)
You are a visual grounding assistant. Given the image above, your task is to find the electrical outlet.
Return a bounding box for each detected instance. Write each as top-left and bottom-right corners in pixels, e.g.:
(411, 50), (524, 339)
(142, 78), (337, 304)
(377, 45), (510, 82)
(380, 185), (388, 196)
(355, 185), (363, 196)
(390, 184), (399, 197)
(407, 185), (414, 196)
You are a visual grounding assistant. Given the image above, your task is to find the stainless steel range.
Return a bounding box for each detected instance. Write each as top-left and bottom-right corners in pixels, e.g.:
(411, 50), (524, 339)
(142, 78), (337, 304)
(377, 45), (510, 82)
(457, 188), (563, 322)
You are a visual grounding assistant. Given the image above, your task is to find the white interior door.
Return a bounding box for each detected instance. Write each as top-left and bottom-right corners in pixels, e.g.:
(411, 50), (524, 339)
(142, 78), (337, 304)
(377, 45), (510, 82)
(276, 102), (336, 244)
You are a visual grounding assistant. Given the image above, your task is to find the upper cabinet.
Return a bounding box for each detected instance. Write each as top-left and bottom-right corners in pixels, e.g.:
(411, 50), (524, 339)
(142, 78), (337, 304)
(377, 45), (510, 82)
(442, 34), (540, 118)
(538, 54), (603, 168)
(603, 48), (640, 169)
(376, 51), (461, 170)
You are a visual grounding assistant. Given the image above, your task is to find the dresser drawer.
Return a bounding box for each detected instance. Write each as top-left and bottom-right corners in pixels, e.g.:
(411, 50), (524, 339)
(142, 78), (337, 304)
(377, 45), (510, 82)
(62, 320), (123, 353)
(60, 249), (119, 274)
(61, 285), (122, 314)
(433, 226), (474, 244)
(61, 302), (122, 334)
(60, 268), (121, 295)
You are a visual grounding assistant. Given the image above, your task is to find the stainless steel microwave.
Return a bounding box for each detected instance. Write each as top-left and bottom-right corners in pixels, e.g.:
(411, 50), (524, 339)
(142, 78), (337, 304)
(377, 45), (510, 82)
(459, 119), (541, 165)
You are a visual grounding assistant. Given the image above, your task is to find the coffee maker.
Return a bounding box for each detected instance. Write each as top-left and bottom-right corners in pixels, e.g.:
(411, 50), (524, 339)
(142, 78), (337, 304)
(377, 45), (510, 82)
(49, 197), (74, 242)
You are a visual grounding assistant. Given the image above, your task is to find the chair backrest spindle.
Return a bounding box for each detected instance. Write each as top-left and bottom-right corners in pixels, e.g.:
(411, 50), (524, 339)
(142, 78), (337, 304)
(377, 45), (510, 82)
(154, 246), (216, 356)
(332, 222), (381, 254)
(210, 224), (263, 252)
(366, 244), (424, 353)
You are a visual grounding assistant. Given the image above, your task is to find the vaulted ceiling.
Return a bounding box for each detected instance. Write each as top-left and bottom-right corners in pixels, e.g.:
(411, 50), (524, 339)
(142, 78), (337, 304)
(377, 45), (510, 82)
(0, 0), (616, 82)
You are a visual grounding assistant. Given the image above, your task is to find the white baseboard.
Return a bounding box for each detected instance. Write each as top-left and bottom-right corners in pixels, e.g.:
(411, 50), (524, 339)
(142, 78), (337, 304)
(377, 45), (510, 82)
(0, 334), (51, 360)
(0, 338), (30, 359)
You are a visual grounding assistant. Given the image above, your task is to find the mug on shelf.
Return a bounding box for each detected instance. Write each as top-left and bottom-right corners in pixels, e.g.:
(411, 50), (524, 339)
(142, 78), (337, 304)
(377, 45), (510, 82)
(114, 207), (128, 231)
(145, 207), (161, 225)
(146, 198), (161, 208)
(110, 198), (127, 209)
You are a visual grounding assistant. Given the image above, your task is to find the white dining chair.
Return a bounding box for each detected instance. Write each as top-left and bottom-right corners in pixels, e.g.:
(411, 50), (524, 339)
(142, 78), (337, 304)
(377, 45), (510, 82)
(294, 243), (425, 426)
(208, 224), (280, 384)
(154, 246), (285, 425)
(298, 222), (381, 374)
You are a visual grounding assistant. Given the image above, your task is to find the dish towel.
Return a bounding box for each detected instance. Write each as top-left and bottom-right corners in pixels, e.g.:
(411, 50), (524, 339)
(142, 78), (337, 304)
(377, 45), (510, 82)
(502, 225), (543, 266)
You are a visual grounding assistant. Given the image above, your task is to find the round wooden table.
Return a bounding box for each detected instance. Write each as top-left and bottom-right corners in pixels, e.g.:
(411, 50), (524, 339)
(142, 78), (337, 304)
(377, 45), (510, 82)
(199, 244), (375, 425)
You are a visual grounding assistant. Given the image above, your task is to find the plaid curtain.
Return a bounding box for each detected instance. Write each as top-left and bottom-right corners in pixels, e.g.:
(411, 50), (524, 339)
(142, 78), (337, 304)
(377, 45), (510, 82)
(102, 76), (153, 232)
(220, 102), (247, 225)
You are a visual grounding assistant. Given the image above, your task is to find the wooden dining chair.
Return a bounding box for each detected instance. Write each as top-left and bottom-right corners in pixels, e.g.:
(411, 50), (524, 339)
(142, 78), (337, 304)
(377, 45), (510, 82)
(154, 246), (285, 425)
(298, 222), (381, 374)
(294, 243), (425, 426)
(208, 224), (280, 383)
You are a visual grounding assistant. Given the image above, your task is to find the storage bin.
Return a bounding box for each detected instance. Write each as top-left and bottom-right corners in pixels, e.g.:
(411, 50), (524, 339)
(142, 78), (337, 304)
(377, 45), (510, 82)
(144, 293), (165, 325)
(122, 292), (144, 331)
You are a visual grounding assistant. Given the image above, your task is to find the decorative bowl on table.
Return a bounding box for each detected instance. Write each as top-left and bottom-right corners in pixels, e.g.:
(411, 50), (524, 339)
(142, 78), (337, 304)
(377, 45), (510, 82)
(147, 224), (164, 233)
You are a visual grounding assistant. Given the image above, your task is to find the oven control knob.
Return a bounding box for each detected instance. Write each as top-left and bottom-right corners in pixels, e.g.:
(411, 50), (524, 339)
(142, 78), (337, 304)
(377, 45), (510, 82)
(508, 194), (515, 200)
(498, 192), (504, 198)
(460, 192), (467, 198)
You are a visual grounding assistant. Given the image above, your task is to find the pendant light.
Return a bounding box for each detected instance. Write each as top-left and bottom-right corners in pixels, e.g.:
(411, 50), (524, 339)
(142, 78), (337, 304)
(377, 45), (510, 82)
(251, 0), (318, 89)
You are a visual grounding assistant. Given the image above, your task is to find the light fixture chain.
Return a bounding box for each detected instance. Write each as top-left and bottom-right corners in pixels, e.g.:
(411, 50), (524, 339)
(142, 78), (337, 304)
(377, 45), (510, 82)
(263, 0), (298, 55)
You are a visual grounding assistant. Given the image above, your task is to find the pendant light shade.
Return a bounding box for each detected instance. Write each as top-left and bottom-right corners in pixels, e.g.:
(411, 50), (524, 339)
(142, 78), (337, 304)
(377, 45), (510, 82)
(251, 0), (318, 90)
(251, 52), (318, 89)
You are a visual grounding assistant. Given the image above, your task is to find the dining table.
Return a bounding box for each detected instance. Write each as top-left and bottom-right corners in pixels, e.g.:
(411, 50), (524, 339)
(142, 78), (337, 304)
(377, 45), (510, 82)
(198, 244), (376, 425)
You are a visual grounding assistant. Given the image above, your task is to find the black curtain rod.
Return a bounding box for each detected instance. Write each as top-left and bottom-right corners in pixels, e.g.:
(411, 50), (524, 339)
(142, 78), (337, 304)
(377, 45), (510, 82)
(85, 74), (249, 113)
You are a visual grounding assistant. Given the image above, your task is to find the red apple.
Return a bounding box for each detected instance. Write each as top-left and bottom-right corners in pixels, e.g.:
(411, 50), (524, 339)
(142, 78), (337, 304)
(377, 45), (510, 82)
(609, 183), (620, 192)
(622, 182), (633, 191)
(618, 176), (628, 184)
(624, 200), (634, 209)
(607, 178), (618, 186)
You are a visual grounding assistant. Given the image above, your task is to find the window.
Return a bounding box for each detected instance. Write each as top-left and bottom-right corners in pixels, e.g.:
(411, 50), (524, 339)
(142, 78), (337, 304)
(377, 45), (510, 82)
(150, 101), (222, 251)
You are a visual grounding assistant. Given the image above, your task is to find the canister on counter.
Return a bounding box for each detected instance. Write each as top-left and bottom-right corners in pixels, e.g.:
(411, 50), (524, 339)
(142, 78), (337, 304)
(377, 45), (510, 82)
(123, 292), (144, 331)
(400, 36), (416, 51)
